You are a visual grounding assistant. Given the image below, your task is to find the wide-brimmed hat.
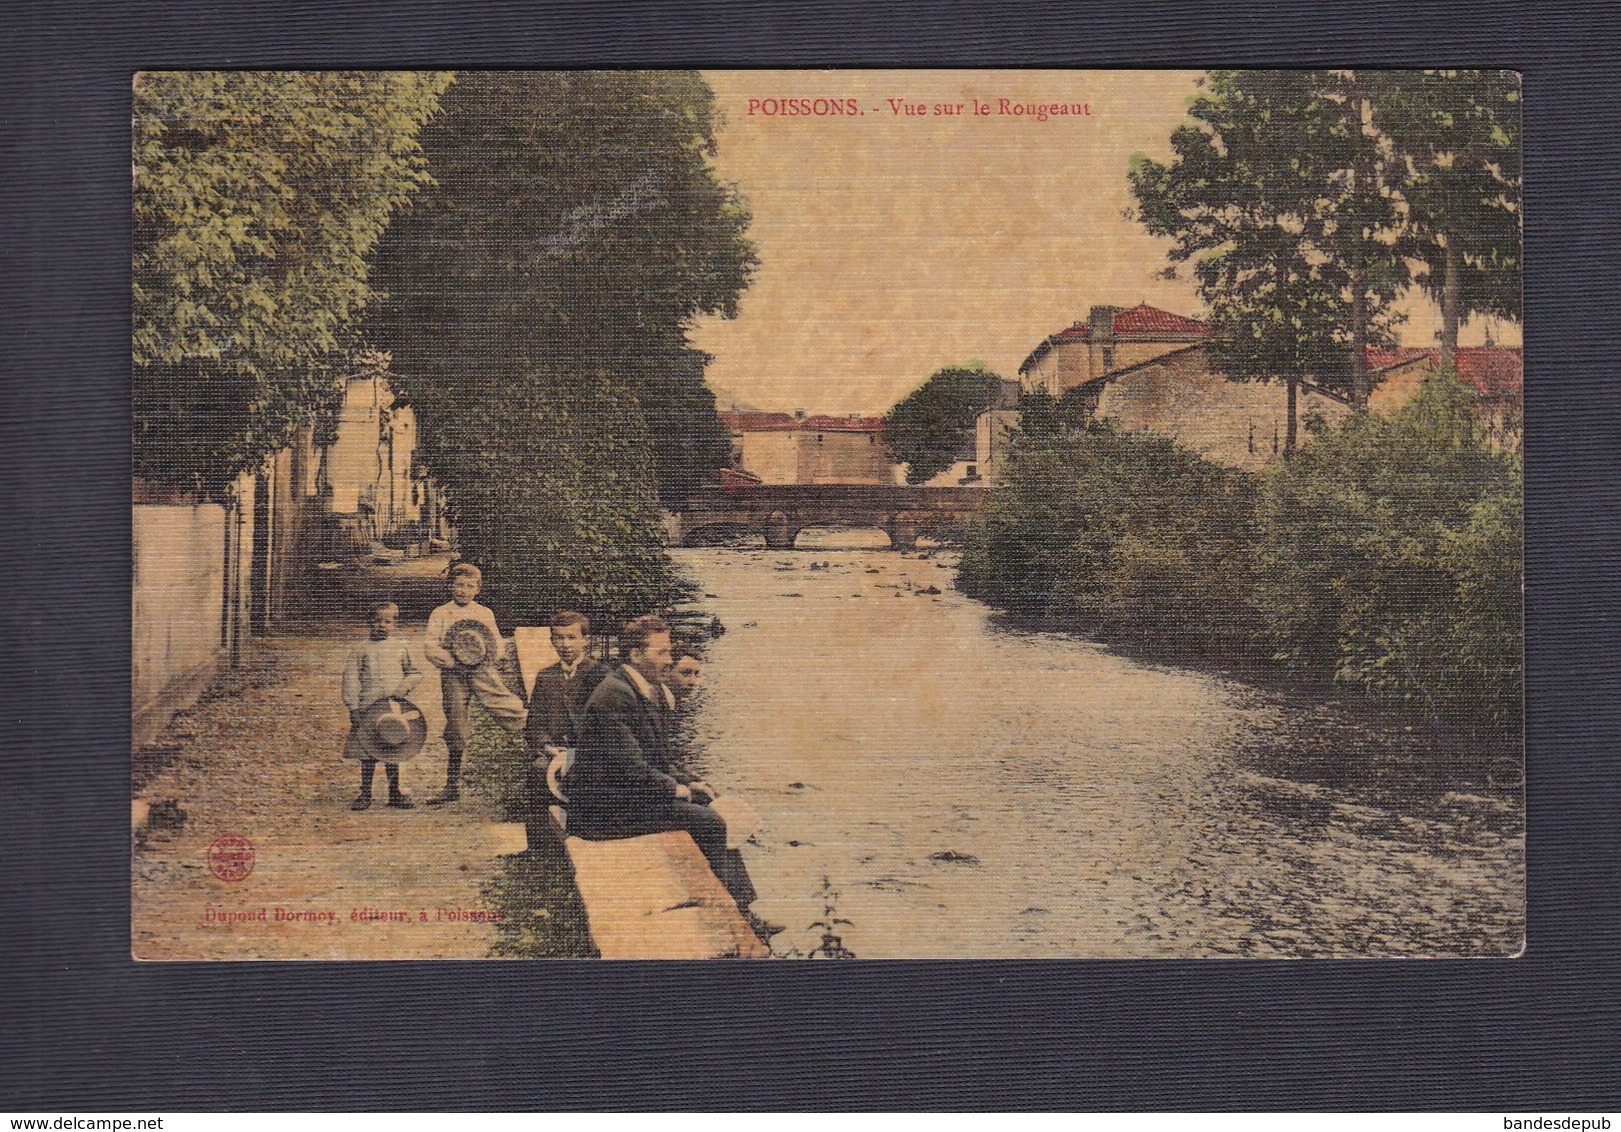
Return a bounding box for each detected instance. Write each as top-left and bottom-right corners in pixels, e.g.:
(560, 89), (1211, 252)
(445, 618), (499, 669)
(354, 696), (428, 762)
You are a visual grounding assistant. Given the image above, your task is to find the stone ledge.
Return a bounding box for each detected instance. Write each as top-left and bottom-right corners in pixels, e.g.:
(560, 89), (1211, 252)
(564, 830), (769, 959)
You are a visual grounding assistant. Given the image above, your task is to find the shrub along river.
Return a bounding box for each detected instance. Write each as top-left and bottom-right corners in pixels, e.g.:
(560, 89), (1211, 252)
(672, 535), (1524, 959)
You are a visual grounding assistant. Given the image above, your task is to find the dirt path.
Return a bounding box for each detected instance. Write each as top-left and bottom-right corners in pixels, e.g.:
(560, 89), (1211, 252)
(132, 627), (514, 961)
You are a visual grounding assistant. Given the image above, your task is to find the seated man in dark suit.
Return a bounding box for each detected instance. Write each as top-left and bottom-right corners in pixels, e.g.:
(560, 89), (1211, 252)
(523, 610), (613, 841)
(568, 615), (757, 913)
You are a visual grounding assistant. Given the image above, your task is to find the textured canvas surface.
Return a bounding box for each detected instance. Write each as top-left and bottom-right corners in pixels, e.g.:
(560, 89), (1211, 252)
(128, 68), (1526, 963)
(7, 1), (1619, 1111)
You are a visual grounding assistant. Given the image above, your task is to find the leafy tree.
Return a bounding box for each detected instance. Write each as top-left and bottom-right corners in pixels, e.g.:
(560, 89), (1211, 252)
(883, 364), (1004, 484)
(1374, 70), (1522, 370)
(1130, 70), (1409, 447)
(133, 71), (451, 495)
(423, 362), (682, 628)
(1253, 373), (1522, 727)
(369, 71), (755, 622)
(630, 338), (736, 500)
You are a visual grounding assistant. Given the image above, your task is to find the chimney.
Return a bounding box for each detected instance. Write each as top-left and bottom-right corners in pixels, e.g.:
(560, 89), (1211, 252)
(1089, 305), (1122, 342)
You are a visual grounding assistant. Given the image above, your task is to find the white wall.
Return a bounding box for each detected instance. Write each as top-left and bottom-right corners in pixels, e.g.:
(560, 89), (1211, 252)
(738, 431), (801, 484)
(132, 503), (228, 747)
(976, 409), (1020, 482)
(918, 459), (981, 488)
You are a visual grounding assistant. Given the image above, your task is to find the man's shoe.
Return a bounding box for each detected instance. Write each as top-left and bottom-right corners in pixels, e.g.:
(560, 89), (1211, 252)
(349, 795), (373, 811)
(424, 787), (460, 806)
(386, 795), (415, 809)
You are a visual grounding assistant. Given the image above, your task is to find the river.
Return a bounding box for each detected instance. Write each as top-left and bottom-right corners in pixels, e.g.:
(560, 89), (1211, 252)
(671, 535), (1524, 959)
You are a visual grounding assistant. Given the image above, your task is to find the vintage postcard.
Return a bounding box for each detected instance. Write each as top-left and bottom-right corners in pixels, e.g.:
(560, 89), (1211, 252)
(131, 70), (1523, 959)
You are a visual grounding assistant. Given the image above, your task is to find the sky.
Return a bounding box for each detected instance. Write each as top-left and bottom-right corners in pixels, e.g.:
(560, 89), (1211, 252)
(690, 70), (1521, 416)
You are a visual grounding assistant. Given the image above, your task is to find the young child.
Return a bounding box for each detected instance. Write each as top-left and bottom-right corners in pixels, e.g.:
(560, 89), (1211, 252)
(423, 563), (527, 805)
(342, 601), (424, 810)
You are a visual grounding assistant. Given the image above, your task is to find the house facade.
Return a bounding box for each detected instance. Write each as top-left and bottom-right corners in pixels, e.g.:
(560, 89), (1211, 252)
(720, 410), (894, 485)
(1013, 304), (1353, 473)
(314, 369), (447, 557)
(1020, 304), (1213, 397)
(1003, 303), (1523, 475)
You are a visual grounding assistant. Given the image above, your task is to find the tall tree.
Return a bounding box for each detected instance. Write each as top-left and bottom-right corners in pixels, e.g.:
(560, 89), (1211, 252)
(369, 72), (755, 623)
(133, 71), (451, 495)
(883, 364), (1005, 484)
(1130, 70), (1407, 448)
(1374, 70), (1522, 371)
(421, 360), (677, 629)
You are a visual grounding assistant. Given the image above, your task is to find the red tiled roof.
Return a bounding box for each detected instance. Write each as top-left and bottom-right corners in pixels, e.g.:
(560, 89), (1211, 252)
(1049, 304), (1214, 343)
(1457, 348), (1525, 398)
(1113, 304), (1214, 338)
(1364, 347), (1434, 372)
(1021, 304), (1214, 374)
(800, 414), (884, 433)
(1365, 347), (1523, 399)
(719, 411), (798, 432)
(719, 411), (884, 434)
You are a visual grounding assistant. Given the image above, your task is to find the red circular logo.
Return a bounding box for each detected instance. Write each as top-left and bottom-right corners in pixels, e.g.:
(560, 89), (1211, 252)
(207, 835), (255, 882)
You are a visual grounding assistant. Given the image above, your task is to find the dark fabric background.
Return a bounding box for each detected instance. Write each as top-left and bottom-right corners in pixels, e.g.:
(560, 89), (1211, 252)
(4, 1), (1618, 1110)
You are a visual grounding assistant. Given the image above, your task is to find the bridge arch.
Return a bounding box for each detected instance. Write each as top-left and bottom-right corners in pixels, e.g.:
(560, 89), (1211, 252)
(679, 520), (763, 548)
(788, 518), (898, 550)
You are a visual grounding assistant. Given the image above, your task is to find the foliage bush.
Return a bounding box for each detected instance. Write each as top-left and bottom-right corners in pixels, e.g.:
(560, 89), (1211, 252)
(959, 420), (1263, 654)
(1255, 373), (1522, 727)
(962, 373), (1522, 730)
(369, 72), (754, 620)
(418, 360), (686, 628)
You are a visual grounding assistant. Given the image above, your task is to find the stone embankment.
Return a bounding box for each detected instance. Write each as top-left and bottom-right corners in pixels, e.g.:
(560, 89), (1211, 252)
(563, 831), (769, 959)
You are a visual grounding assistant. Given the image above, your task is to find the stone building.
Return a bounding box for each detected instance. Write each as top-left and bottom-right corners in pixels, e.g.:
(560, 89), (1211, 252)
(1014, 303), (1350, 472)
(719, 410), (893, 485)
(1020, 303), (1215, 397)
(1007, 303), (1523, 474)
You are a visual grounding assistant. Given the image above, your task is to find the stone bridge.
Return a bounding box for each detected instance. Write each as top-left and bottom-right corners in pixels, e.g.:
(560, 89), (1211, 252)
(663, 484), (988, 550)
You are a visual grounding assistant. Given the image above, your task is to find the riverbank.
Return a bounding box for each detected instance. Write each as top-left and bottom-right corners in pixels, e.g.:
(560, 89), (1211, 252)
(457, 704), (595, 958)
(980, 604), (1523, 784)
(959, 390), (1523, 735)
